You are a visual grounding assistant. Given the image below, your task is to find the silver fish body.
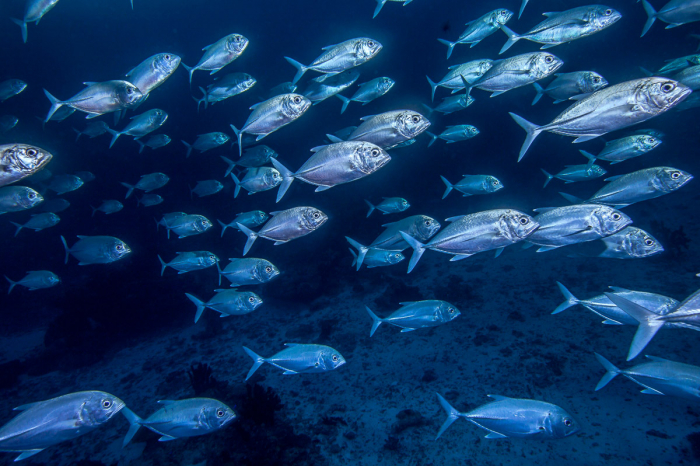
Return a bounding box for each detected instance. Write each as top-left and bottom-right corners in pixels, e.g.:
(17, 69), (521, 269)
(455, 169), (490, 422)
(542, 161), (606, 187)
(217, 258), (280, 287)
(44, 81), (143, 122)
(440, 175), (503, 199)
(10, 212), (60, 236)
(424, 95), (474, 115)
(641, 0), (700, 37)
(187, 289), (262, 322)
(0, 144), (53, 187)
(231, 167), (282, 197)
(337, 77), (394, 113)
(107, 109), (168, 148)
(0, 186), (43, 214)
(533, 71), (608, 104)
(121, 172), (169, 199)
(190, 180), (223, 197)
(672, 64), (700, 90)
(166, 215), (213, 239)
(598, 226), (664, 259)
(156, 212), (186, 231)
(11, 0), (60, 43)
(0, 80), (27, 102)
(218, 211), (269, 237)
(364, 197), (409, 217)
(182, 132), (229, 157)
(285, 38), (382, 84)
(370, 215), (441, 251)
(348, 245), (404, 269)
(426, 59), (494, 100)
(48, 174), (83, 195)
(468, 52), (563, 97)
(5, 270), (60, 294)
(136, 194), (163, 207)
(347, 110), (431, 149)
(159, 251), (219, 275)
(242, 343), (345, 380)
(91, 200), (123, 216)
(302, 70), (360, 104)
(586, 135), (661, 164)
(428, 125), (479, 145)
(61, 235), (131, 265)
(137, 134), (171, 153)
(183, 34), (249, 84)
(438, 9), (513, 58)
(73, 121), (110, 141)
(237, 206), (328, 255)
(365, 300), (460, 336)
(126, 53), (181, 96)
(196, 72), (256, 109)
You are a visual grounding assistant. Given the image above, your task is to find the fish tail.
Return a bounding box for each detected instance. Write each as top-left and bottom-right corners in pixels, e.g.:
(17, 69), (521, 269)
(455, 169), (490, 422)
(120, 182), (135, 199)
(509, 112), (543, 162)
(345, 237), (368, 271)
(541, 169), (553, 188)
(593, 353), (621, 391)
(10, 18), (27, 43)
(230, 173), (242, 198)
(373, 0), (388, 18)
(9, 221), (23, 237)
(181, 140), (192, 158)
(579, 150), (597, 164)
(154, 217), (160, 232)
(559, 192), (583, 204)
(197, 86), (208, 111)
(237, 222), (258, 256)
(90, 205), (98, 217)
(532, 82), (544, 106)
(43, 89), (64, 123)
(553, 282), (580, 314)
(336, 94), (351, 114)
(216, 261), (222, 286)
(242, 346), (265, 381)
(426, 131), (438, 148)
(519, 0), (529, 18)
(284, 57), (308, 85)
(440, 176), (453, 199)
(158, 255), (168, 277)
(364, 199), (376, 218)
(435, 393), (462, 440)
(220, 156), (236, 178)
(182, 63), (195, 87)
(185, 293), (208, 323)
(603, 292), (664, 361)
(641, 0), (657, 37)
(399, 232), (426, 273)
(365, 305), (384, 337)
(217, 219), (230, 238)
(136, 196), (142, 207)
(60, 235), (70, 264)
(348, 248), (358, 268)
(437, 39), (456, 59)
(107, 128), (121, 149)
(121, 407), (143, 447)
(230, 124), (243, 156)
(73, 128), (82, 142)
(136, 140), (145, 154)
(271, 158), (294, 203)
(426, 75), (438, 102)
(499, 25), (521, 54)
(5, 276), (17, 295)
(639, 66), (653, 77)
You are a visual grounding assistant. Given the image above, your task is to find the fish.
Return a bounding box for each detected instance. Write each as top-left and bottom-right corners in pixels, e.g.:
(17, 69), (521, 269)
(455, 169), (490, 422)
(47, 174), (83, 195)
(186, 289), (262, 322)
(435, 393), (579, 440)
(422, 95), (475, 116)
(156, 212), (186, 230)
(121, 398), (235, 446)
(0, 115), (18, 133)
(343, 110), (431, 149)
(242, 344), (345, 380)
(426, 59), (494, 101)
(657, 54), (700, 75)
(0, 144), (53, 188)
(182, 132), (229, 157)
(519, 0), (530, 18)
(74, 171), (95, 182)
(559, 166), (693, 208)
(0, 186), (43, 214)
(136, 134), (171, 153)
(364, 197), (409, 217)
(10, 212), (60, 236)
(220, 146), (278, 175)
(236, 206), (328, 255)
(190, 180), (223, 198)
(272, 141), (391, 202)
(5, 270), (60, 294)
(594, 353), (700, 400)
(597, 226), (664, 259)
(61, 235), (131, 265)
(438, 9), (513, 58)
(465, 52), (563, 98)
(268, 82), (297, 98)
(125, 53), (181, 98)
(44, 81), (143, 122)
(336, 77), (395, 113)
(369, 215), (441, 251)
(164, 214), (213, 239)
(121, 172), (170, 199)
(216, 258), (280, 287)
(554, 282), (678, 325)
(427, 125), (479, 146)
(136, 194), (163, 207)
(672, 64), (700, 90)
(346, 237), (404, 270)
(541, 154), (606, 188)
(38, 198), (69, 213)
(158, 251), (219, 276)
(641, 0), (700, 36)
(532, 71), (608, 105)
(182, 34), (249, 85)
(401, 209), (538, 272)
(580, 135), (661, 165)
(0, 391), (124, 461)
(42, 106), (75, 124)
(230, 167), (282, 197)
(500, 6), (622, 54)
(440, 175), (503, 199)
(232, 94), (312, 156)
(285, 38), (383, 84)
(511, 77), (691, 160)
(302, 69), (360, 105)
(373, 0), (411, 18)
(10, 0), (60, 43)
(217, 211), (269, 237)
(194, 73), (256, 110)
(526, 205), (631, 252)
(365, 301), (460, 336)
(106, 109), (168, 148)
(73, 121), (110, 142)
(0, 79), (27, 102)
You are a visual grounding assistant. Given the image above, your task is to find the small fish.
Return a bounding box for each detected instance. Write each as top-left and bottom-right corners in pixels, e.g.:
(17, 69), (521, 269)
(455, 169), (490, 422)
(90, 200), (123, 217)
(364, 197), (409, 217)
(580, 135), (661, 165)
(0, 115), (18, 133)
(231, 167), (282, 197)
(532, 71), (608, 105)
(73, 121), (110, 142)
(156, 212), (186, 235)
(365, 301), (460, 336)
(61, 235), (131, 265)
(422, 95), (475, 116)
(38, 198), (69, 213)
(672, 64), (700, 90)
(0, 79), (27, 102)
(438, 9), (513, 58)
(242, 344), (345, 380)
(136, 134), (171, 153)
(370, 215), (441, 251)
(658, 54), (700, 75)
(217, 211), (269, 237)
(542, 153), (606, 187)
(136, 194), (163, 207)
(346, 237), (404, 270)
(336, 77), (394, 114)
(194, 73), (256, 110)
(158, 251), (219, 276)
(427, 125), (479, 146)
(190, 180), (223, 198)
(186, 289), (262, 322)
(44, 81), (143, 122)
(302, 70), (360, 105)
(285, 38), (383, 84)
(5, 270), (60, 294)
(74, 171), (95, 182)
(426, 59), (494, 101)
(126, 53), (181, 98)
(0, 186), (43, 214)
(344, 110), (431, 149)
(10, 212), (60, 236)
(220, 146), (278, 175)
(164, 215), (213, 239)
(466, 52), (563, 97)
(597, 227), (664, 259)
(47, 174), (83, 195)
(0, 144), (53, 188)
(121, 172), (169, 199)
(107, 109), (168, 148)
(373, 0), (412, 18)
(440, 175), (503, 199)
(641, 0), (700, 37)
(236, 206), (328, 255)
(268, 82), (297, 98)
(182, 132), (229, 157)
(11, 0), (61, 43)
(182, 34), (249, 85)
(216, 258), (280, 287)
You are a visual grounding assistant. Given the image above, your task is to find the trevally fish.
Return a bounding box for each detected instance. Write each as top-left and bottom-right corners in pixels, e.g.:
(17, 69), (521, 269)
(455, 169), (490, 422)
(122, 399), (235, 446)
(61, 235), (131, 265)
(500, 6), (621, 54)
(641, 0), (700, 37)
(427, 125), (479, 146)
(365, 301), (460, 336)
(560, 166), (692, 208)
(422, 94), (475, 116)
(542, 153), (606, 188)
(342, 110), (431, 149)
(302, 69), (360, 105)
(268, 82), (297, 98)
(10, 212), (60, 236)
(0, 391), (124, 461)
(597, 226), (663, 259)
(0, 186), (42, 214)
(337, 77), (394, 114)
(158, 251), (219, 276)
(136, 194), (163, 207)
(43, 106), (75, 124)
(220, 146), (278, 175)
(186, 289), (262, 322)
(107, 109), (168, 148)
(272, 141), (391, 202)
(10, 0), (60, 43)
(657, 54), (700, 75)
(125, 53), (181, 100)
(121, 172), (169, 199)
(231, 167), (282, 197)
(511, 77), (691, 160)
(401, 209), (538, 272)
(580, 134), (661, 165)
(242, 344), (345, 380)
(365, 197), (409, 217)
(232, 94), (311, 156)
(38, 198), (68, 213)
(217, 211), (269, 237)
(672, 64), (700, 90)
(44, 81), (143, 122)
(465, 52), (563, 97)
(73, 121), (110, 142)
(155, 212), (186, 232)
(5, 270), (59, 294)
(285, 38), (383, 84)
(440, 175), (503, 199)
(190, 180), (223, 198)
(91, 200), (123, 216)
(0, 79), (27, 102)
(435, 393), (579, 440)
(164, 214), (213, 239)
(216, 258), (280, 287)
(74, 171), (94, 183)
(330, 126), (358, 141)
(532, 71), (608, 105)
(182, 132), (229, 157)
(345, 237), (404, 270)
(237, 206), (328, 255)
(194, 73), (256, 110)
(137, 134), (171, 153)
(47, 174), (83, 195)
(370, 215), (441, 251)
(438, 9), (513, 58)
(426, 59), (494, 101)
(0, 144), (52, 188)
(182, 34), (249, 85)
(0, 116), (18, 133)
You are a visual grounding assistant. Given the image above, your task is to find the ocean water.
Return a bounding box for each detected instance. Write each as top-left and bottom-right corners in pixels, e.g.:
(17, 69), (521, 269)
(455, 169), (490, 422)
(1, 0), (700, 464)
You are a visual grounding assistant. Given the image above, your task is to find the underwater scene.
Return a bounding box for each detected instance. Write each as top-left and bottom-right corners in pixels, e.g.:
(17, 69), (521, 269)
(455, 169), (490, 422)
(1, 0), (700, 464)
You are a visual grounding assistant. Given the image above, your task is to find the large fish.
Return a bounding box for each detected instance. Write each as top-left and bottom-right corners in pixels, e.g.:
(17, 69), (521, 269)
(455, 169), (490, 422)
(426, 59), (494, 101)
(10, 0), (60, 43)
(438, 9), (513, 58)
(465, 52), (563, 97)
(216, 258), (280, 287)
(236, 206), (328, 254)
(61, 235), (131, 265)
(10, 212), (60, 236)
(641, 0), (700, 36)
(0, 186), (43, 214)
(511, 78), (691, 160)
(365, 301), (460, 336)
(337, 77), (394, 114)
(532, 71), (608, 105)
(0, 144), (52, 187)
(440, 175), (503, 199)
(182, 34), (249, 85)
(185, 289), (262, 322)
(285, 38), (383, 84)
(121, 172), (169, 199)
(106, 109), (168, 148)
(369, 215), (441, 251)
(597, 227), (663, 259)
(44, 81), (143, 122)
(342, 110), (430, 149)
(158, 251), (219, 276)
(242, 344), (346, 380)
(5, 270), (60, 294)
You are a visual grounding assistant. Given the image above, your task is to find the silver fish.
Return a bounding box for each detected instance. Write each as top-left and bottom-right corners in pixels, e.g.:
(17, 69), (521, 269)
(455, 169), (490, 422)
(672, 64), (700, 90)
(61, 235), (131, 265)
(365, 300), (460, 336)
(302, 70), (360, 105)
(0, 144), (53, 188)
(10, 0), (60, 43)
(186, 289), (262, 322)
(268, 82), (297, 98)
(0, 116), (18, 133)
(165, 214), (213, 239)
(500, 5), (621, 54)
(231, 167), (282, 197)
(125, 53), (181, 97)
(0, 391), (124, 462)
(220, 146), (278, 175)
(242, 343), (345, 380)
(121, 172), (169, 199)
(216, 258), (280, 287)
(532, 71), (608, 105)
(542, 155), (606, 187)
(136, 134), (171, 153)
(158, 251), (219, 276)
(10, 212), (60, 236)
(190, 180), (223, 198)
(0, 186), (42, 214)
(136, 194), (163, 207)
(330, 126), (358, 141)
(217, 211), (269, 237)
(364, 197), (409, 217)
(91, 200), (123, 216)
(580, 135), (661, 165)
(156, 212), (186, 232)
(439, 9), (513, 58)
(73, 121), (110, 142)
(440, 175), (503, 199)
(285, 38), (383, 84)
(511, 78), (691, 160)
(44, 106), (75, 123)
(345, 237), (404, 270)
(641, 0), (700, 36)
(44, 81), (143, 122)
(658, 54), (700, 75)
(182, 132), (229, 157)
(426, 59), (494, 101)
(401, 209), (538, 272)
(237, 206), (328, 255)
(345, 110), (431, 149)
(597, 226), (664, 259)
(427, 125), (479, 146)
(370, 215), (441, 251)
(107, 109), (168, 148)
(182, 34), (249, 85)
(47, 174), (83, 195)
(422, 95), (475, 115)
(5, 270), (60, 294)
(0, 80), (27, 102)
(74, 171), (95, 182)
(466, 52), (563, 97)
(336, 77), (394, 113)
(38, 198), (69, 213)
(195, 73), (256, 110)
(273, 141), (391, 202)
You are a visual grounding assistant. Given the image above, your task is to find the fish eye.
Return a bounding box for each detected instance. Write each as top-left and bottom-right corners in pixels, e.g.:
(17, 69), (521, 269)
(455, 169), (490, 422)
(368, 40), (375, 47)
(492, 181), (499, 186)
(28, 192), (36, 199)
(545, 56), (553, 63)
(593, 77), (600, 83)
(612, 213), (621, 220)
(411, 115), (420, 123)
(371, 149), (380, 157)
(217, 409), (225, 417)
(395, 254), (400, 258)
(500, 10), (506, 14)
(425, 220), (431, 226)
(127, 87), (134, 94)
(293, 96), (301, 104)
(402, 200), (407, 205)
(671, 171), (681, 179)
(448, 307), (454, 313)
(564, 418), (572, 427)
(662, 83), (675, 93)
(248, 296), (255, 303)
(604, 9), (612, 15)
(210, 255), (215, 260)
(116, 244), (123, 250)
(332, 354), (339, 361)
(164, 54), (170, 60)
(234, 36), (241, 42)
(519, 217), (529, 225)
(102, 400), (112, 409)
(645, 238), (654, 246)
(265, 266), (272, 272)
(313, 212), (320, 219)
(27, 148), (37, 156)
